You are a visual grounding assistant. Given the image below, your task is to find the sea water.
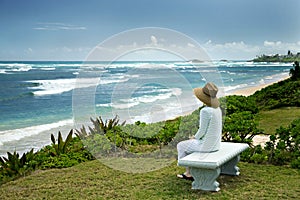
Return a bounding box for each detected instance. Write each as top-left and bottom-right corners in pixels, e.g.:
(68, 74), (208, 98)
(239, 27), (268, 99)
(0, 61), (292, 156)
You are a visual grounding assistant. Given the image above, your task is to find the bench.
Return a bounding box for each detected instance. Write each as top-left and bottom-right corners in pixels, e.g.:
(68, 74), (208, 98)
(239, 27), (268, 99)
(177, 142), (249, 191)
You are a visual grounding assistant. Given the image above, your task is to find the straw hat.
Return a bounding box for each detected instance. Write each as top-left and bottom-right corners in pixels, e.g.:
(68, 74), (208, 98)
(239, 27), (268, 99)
(193, 82), (220, 108)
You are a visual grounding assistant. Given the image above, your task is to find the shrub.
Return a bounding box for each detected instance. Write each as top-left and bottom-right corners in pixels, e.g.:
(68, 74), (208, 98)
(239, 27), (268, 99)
(219, 95), (258, 115)
(222, 111), (263, 144)
(0, 149), (37, 185)
(268, 118), (300, 167)
(84, 134), (113, 157)
(0, 149), (36, 177)
(250, 117), (300, 168)
(252, 79), (300, 110)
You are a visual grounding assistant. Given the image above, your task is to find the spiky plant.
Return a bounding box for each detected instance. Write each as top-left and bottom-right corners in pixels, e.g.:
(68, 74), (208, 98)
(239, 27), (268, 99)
(0, 149), (35, 177)
(50, 130), (74, 156)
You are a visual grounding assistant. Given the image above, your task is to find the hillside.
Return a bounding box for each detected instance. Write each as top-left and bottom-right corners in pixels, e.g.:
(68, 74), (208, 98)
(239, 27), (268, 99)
(250, 78), (300, 110)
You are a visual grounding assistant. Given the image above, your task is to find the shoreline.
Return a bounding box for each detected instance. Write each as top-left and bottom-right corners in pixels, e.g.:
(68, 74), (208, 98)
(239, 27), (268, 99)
(227, 73), (290, 96)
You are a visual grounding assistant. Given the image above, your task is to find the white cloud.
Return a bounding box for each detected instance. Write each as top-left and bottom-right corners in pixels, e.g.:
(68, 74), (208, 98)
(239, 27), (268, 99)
(264, 40), (282, 47)
(187, 43), (195, 48)
(24, 48), (33, 55)
(33, 23), (86, 31)
(150, 35), (158, 46)
(202, 40), (300, 60)
(262, 40), (300, 54)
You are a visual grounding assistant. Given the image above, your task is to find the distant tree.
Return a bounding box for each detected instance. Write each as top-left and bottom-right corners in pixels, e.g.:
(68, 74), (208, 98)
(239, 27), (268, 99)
(288, 50), (291, 56)
(290, 61), (300, 80)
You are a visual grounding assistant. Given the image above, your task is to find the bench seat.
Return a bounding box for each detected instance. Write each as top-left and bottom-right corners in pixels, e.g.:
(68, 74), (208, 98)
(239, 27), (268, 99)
(178, 142), (249, 191)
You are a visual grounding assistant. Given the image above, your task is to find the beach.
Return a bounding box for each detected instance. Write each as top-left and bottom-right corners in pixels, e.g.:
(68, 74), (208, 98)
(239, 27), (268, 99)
(227, 73), (290, 96)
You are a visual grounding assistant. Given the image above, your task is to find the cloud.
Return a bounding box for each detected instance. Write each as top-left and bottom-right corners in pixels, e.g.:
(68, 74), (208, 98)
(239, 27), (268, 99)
(262, 40), (300, 53)
(187, 43), (195, 48)
(264, 40), (282, 47)
(202, 40), (300, 60)
(24, 48), (33, 54)
(33, 23), (86, 31)
(150, 35), (158, 46)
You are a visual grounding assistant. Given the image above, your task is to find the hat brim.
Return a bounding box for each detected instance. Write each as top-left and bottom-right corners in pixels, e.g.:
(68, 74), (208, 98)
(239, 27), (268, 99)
(193, 87), (220, 108)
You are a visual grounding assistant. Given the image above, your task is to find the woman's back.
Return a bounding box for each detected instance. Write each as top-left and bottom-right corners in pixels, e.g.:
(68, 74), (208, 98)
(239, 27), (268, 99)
(199, 107), (222, 152)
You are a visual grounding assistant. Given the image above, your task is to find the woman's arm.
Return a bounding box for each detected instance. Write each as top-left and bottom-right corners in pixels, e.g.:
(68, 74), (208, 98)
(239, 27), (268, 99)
(194, 108), (211, 140)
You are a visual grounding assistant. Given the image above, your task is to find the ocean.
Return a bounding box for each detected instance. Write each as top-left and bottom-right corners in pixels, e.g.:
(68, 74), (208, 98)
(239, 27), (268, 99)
(0, 60), (292, 156)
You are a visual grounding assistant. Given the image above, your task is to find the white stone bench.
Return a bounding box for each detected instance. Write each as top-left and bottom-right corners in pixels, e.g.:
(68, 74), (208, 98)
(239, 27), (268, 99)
(178, 142), (249, 191)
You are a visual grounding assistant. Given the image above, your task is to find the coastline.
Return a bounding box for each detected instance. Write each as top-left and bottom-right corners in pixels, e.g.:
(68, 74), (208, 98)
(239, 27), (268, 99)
(227, 73), (290, 96)
(0, 71), (291, 157)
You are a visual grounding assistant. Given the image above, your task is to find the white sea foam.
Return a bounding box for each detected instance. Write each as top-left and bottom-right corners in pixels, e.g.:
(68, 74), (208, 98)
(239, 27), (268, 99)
(97, 88), (182, 109)
(27, 73), (133, 96)
(0, 119), (73, 146)
(223, 84), (249, 92)
(40, 67), (56, 71)
(0, 63), (32, 73)
(27, 78), (98, 96)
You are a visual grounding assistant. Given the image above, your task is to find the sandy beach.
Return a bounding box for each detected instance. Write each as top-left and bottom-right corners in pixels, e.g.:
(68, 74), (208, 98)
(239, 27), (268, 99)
(227, 73), (290, 97)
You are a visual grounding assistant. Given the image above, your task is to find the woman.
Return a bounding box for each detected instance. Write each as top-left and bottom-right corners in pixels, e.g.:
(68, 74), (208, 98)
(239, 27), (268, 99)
(177, 82), (222, 181)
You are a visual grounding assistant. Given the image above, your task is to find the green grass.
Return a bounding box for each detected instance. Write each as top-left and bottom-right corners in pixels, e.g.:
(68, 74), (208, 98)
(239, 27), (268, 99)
(257, 107), (300, 134)
(0, 160), (299, 199)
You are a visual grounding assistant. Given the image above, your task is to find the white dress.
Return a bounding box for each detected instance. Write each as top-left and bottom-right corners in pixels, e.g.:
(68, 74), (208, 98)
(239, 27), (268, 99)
(177, 106), (222, 160)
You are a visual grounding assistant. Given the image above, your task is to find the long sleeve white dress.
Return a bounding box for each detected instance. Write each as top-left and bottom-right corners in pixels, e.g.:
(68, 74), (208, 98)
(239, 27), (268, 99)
(177, 106), (222, 160)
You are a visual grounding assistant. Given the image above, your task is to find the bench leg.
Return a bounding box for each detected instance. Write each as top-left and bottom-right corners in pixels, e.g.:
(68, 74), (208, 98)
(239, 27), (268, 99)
(190, 167), (221, 191)
(221, 155), (240, 176)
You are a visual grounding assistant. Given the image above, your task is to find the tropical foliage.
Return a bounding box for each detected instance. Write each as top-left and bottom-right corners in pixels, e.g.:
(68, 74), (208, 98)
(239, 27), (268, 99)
(251, 78), (300, 109)
(0, 149), (36, 177)
(253, 51), (300, 62)
(219, 95), (262, 144)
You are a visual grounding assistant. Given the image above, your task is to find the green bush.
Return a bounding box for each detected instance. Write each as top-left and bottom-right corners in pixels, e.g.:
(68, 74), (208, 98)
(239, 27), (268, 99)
(252, 79), (300, 110)
(267, 118), (300, 167)
(220, 95), (261, 145)
(247, 117), (300, 168)
(222, 111), (262, 144)
(83, 134), (112, 157)
(220, 95), (258, 115)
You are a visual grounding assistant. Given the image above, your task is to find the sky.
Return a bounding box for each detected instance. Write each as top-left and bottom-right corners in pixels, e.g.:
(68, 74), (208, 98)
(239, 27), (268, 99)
(0, 0), (300, 61)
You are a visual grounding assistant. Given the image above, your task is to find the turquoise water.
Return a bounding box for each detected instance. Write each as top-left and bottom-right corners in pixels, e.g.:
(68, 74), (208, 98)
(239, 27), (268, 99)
(0, 61), (292, 156)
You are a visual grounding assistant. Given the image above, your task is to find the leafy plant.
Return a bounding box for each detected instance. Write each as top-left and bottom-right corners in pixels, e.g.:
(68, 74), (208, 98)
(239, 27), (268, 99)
(76, 115), (128, 152)
(50, 130), (74, 156)
(90, 115), (125, 135)
(83, 134), (112, 157)
(0, 149), (36, 177)
(264, 118), (300, 167)
(222, 111), (263, 144)
(220, 95), (258, 115)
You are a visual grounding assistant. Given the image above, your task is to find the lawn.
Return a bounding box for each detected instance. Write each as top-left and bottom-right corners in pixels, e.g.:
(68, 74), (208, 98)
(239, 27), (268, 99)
(257, 107), (300, 135)
(0, 160), (299, 199)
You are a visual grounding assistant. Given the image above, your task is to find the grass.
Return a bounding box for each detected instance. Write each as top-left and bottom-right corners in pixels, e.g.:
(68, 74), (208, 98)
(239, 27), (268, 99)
(257, 107), (300, 135)
(0, 160), (299, 199)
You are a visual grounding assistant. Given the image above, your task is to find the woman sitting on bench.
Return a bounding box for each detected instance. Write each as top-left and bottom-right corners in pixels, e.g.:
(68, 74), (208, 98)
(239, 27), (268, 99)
(177, 82), (223, 181)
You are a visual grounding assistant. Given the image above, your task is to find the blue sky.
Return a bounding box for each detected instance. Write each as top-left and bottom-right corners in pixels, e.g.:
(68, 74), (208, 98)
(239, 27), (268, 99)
(0, 0), (300, 60)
